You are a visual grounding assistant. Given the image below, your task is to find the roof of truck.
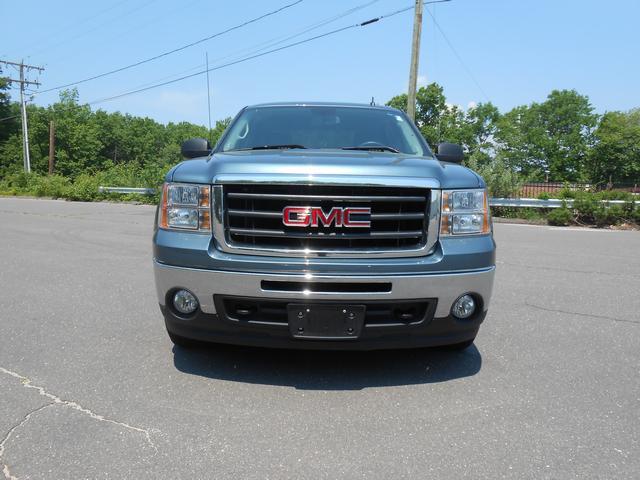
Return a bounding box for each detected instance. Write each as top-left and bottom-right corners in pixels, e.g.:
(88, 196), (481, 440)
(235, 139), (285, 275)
(246, 101), (398, 111)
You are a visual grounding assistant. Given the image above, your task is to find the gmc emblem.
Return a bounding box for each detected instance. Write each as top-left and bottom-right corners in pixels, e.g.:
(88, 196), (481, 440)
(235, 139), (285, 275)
(282, 206), (371, 228)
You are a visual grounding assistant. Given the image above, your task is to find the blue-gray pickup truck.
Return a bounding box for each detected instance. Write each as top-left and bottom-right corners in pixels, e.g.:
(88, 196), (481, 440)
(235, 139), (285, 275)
(153, 102), (495, 350)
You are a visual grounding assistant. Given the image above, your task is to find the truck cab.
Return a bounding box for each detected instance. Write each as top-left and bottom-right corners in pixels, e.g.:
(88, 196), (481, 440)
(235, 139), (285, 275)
(153, 102), (495, 350)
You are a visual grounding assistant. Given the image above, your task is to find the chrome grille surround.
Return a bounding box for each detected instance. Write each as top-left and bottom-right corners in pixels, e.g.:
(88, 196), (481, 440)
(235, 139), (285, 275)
(212, 174), (441, 258)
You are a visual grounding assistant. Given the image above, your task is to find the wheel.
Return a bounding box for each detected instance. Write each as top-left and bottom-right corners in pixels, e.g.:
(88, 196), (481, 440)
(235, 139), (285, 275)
(167, 330), (199, 349)
(442, 338), (475, 351)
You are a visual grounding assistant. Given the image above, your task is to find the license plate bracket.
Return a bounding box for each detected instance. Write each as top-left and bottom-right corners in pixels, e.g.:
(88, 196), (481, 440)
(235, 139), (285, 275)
(287, 304), (366, 340)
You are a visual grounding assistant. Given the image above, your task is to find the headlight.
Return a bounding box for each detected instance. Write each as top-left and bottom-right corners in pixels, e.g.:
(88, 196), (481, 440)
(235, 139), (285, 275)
(440, 189), (491, 236)
(159, 183), (211, 232)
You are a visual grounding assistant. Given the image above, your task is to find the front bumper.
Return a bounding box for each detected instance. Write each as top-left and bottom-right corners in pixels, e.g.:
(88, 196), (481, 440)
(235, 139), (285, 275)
(154, 261), (495, 350)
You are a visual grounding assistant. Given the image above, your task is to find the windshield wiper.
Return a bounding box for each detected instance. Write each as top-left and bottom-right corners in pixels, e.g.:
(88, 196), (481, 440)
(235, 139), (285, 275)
(230, 144), (307, 152)
(341, 145), (400, 153)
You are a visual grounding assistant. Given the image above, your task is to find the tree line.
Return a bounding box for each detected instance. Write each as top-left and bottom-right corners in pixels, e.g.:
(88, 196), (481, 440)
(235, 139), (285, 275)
(0, 74), (639, 195)
(0, 88), (230, 180)
(387, 84), (639, 194)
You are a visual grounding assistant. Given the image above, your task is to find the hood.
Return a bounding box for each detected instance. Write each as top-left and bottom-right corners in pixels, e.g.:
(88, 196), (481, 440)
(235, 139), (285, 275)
(169, 149), (483, 189)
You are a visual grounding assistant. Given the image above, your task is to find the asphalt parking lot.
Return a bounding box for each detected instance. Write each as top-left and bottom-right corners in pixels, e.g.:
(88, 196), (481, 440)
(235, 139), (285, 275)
(1, 197), (639, 479)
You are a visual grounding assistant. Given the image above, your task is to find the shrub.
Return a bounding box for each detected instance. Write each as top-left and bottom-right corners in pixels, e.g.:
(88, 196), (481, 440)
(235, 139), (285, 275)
(465, 156), (523, 198)
(0, 171), (40, 193)
(547, 208), (573, 226)
(573, 192), (599, 223)
(32, 175), (70, 198)
(557, 188), (578, 199)
(594, 204), (625, 227)
(597, 190), (634, 201)
(569, 191), (637, 226)
(0, 162), (168, 204)
(63, 174), (101, 202)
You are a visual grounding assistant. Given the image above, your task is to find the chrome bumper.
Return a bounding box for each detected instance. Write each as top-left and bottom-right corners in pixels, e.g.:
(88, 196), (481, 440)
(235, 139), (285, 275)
(153, 261), (495, 319)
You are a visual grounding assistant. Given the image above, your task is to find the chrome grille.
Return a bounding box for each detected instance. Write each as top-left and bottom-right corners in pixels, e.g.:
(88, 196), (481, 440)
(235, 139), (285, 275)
(216, 184), (434, 256)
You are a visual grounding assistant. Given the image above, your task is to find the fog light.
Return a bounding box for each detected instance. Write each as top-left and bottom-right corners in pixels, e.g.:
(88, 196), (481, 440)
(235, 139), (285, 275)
(173, 289), (198, 315)
(451, 294), (476, 319)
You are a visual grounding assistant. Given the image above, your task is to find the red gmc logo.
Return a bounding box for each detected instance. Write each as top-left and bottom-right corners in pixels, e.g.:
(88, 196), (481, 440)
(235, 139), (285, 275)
(282, 206), (371, 228)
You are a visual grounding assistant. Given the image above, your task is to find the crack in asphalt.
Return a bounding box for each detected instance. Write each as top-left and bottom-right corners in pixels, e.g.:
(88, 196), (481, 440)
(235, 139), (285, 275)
(0, 366), (158, 477)
(524, 301), (639, 325)
(1, 403), (55, 480)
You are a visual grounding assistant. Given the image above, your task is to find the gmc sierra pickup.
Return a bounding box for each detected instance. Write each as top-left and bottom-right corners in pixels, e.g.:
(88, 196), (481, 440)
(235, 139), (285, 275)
(153, 102), (495, 350)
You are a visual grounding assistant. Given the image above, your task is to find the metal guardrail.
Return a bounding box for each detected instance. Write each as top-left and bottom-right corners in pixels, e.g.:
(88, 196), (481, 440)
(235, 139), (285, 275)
(490, 198), (568, 208)
(98, 186), (156, 195)
(97, 187), (640, 209)
(490, 198), (640, 208)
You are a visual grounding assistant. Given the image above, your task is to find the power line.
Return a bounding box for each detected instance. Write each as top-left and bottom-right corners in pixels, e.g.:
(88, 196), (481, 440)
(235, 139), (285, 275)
(0, 114), (21, 123)
(88, 25), (354, 105)
(423, 7), (490, 102)
(43, 0), (211, 67)
(87, 2), (428, 105)
(21, 0), (131, 54)
(96, 62), (207, 95)
(25, 0), (161, 60)
(28, 1), (379, 99)
(204, 0), (381, 65)
(37, 0), (305, 94)
(81, 0), (380, 98)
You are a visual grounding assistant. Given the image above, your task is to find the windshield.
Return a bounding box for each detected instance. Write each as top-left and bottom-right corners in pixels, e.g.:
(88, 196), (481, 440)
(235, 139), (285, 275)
(220, 106), (431, 156)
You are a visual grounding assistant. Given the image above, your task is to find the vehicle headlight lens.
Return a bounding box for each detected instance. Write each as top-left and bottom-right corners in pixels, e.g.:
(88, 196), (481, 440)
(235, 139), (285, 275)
(168, 184), (200, 206)
(440, 189), (491, 236)
(167, 207), (199, 229)
(451, 190), (485, 211)
(160, 183), (211, 232)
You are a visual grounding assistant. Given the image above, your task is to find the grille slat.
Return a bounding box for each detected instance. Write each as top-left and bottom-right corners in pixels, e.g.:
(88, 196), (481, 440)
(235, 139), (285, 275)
(227, 193), (426, 202)
(229, 228), (424, 239)
(222, 184), (430, 253)
(228, 209), (425, 220)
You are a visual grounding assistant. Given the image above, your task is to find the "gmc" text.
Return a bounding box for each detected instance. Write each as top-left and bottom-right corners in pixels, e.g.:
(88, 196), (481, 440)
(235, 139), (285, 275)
(282, 206), (371, 228)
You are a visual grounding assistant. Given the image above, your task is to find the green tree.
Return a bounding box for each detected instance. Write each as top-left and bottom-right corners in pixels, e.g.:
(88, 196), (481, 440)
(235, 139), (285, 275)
(0, 88), (231, 179)
(495, 90), (598, 181)
(0, 66), (20, 145)
(586, 109), (640, 185)
(465, 155), (522, 198)
(387, 83), (469, 148)
(464, 102), (501, 167)
(47, 89), (103, 177)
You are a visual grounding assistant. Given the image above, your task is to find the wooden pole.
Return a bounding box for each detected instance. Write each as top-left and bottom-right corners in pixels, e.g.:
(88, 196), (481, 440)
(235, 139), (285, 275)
(48, 120), (55, 175)
(206, 52), (213, 144)
(406, 0), (424, 123)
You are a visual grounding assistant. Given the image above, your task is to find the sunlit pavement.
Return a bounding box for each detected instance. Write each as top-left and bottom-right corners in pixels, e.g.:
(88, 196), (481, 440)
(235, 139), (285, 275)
(1, 197), (639, 479)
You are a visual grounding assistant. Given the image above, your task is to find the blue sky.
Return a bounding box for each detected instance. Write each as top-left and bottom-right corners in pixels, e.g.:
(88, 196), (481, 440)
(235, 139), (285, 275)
(2, 0), (639, 126)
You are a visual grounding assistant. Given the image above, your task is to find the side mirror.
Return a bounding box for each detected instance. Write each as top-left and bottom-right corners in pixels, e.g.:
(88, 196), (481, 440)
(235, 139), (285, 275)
(436, 143), (464, 164)
(181, 138), (211, 159)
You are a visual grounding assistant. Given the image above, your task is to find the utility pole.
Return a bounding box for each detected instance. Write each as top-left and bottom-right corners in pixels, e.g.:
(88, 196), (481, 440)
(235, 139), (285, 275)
(0, 60), (44, 173)
(48, 120), (55, 174)
(406, 0), (423, 123)
(205, 52), (212, 144)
